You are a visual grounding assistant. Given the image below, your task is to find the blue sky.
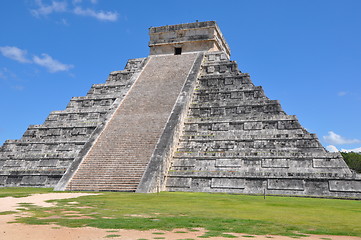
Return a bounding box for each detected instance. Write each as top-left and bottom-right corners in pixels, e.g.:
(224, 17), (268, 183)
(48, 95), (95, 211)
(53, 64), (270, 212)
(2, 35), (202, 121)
(0, 0), (360, 152)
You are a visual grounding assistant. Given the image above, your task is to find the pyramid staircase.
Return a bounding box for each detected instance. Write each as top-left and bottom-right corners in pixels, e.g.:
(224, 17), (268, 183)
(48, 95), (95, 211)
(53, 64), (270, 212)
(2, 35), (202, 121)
(62, 53), (199, 191)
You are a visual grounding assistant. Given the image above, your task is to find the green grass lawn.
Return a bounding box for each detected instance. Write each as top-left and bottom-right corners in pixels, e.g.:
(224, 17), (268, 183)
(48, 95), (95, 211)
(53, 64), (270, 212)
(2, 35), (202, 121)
(0, 187), (53, 198)
(1, 188), (361, 238)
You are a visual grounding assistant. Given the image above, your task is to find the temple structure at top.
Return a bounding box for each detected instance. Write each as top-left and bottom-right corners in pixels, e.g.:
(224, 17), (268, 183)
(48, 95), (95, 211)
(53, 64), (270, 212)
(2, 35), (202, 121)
(0, 21), (360, 198)
(149, 21), (230, 57)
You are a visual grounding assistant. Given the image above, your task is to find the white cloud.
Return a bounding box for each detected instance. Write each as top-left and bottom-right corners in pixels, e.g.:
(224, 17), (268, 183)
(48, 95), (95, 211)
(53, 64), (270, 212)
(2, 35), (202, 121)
(31, 0), (67, 17)
(0, 46), (73, 73)
(0, 46), (31, 63)
(73, 0), (98, 4)
(338, 91), (348, 97)
(323, 131), (361, 145)
(0, 67), (17, 80)
(57, 18), (69, 25)
(340, 147), (361, 153)
(73, 6), (118, 21)
(31, 0), (117, 22)
(326, 145), (339, 152)
(12, 85), (25, 91)
(0, 68), (7, 80)
(0, 71), (6, 80)
(33, 54), (74, 72)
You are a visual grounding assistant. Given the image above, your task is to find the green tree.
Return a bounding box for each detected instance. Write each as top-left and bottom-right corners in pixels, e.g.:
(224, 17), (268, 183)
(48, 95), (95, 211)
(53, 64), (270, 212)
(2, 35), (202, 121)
(341, 152), (361, 173)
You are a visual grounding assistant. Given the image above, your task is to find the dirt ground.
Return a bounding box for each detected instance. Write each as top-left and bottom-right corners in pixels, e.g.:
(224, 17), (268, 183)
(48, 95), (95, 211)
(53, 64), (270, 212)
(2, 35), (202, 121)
(0, 193), (359, 240)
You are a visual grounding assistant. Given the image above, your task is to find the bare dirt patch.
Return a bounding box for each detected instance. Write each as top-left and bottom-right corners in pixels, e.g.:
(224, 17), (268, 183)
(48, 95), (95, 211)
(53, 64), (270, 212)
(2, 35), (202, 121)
(0, 193), (97, 212)
(1, 214), (361, 240)
(67, 216), (95, 219)
(4, 222), (361, 240)
(124, 213), (152, 218)
(63, 210), (81, 214)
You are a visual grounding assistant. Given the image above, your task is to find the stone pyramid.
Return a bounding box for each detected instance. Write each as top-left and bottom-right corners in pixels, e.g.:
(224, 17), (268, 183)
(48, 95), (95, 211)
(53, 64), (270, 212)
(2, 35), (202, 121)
(0, 21), (360, 198)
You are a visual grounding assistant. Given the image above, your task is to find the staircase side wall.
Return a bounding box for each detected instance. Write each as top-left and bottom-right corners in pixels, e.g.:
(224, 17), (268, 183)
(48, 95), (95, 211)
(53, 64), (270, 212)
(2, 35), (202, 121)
(136, 53), (204, 193)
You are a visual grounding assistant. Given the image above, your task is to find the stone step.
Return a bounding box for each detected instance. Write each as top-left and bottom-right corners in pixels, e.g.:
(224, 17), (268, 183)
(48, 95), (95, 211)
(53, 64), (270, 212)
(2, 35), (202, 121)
(86, 87), (129, 97)
(71, 180), (141, 184)
(69, 185), (138, 188)
(194, 84), (260, 93)
(179, 131), (312, 140)
(50, 109), (110, 115)
(184, 115), (297, 123)
(75, 165), (147, 168)
(43, 121), (102, 127)
(1, 153), (77, 160)
(73, 171), (145, 174)
(173, 148), (326, 157)
(72, 176), (142, 179)
(66, 98), (116, 109)
(68, 185), (137, 192)
(189, 100), (280, 109)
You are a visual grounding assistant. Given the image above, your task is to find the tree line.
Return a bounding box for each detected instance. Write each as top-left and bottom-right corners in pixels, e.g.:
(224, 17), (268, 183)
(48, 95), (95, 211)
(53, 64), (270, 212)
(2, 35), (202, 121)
(341, 152), (361, 173)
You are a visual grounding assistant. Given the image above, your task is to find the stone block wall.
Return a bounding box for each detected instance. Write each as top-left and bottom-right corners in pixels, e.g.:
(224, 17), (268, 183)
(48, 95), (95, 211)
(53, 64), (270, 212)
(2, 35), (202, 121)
(0, 58), (146, 187)
(165, 52), (361, 198)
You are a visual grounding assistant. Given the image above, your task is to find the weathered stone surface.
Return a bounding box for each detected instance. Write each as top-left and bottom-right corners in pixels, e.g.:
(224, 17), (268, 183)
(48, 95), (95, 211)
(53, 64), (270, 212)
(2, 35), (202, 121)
(166, 177), (192, 188)
(268, 179), (304, 191)
(211, 178), (245, 189)
(0, 58), (146, 187)
(149, 21), (230, 57)
(329, 180), (361, 192)
(1, 21), (360, 198)
(60, 53), (200, 192)
(165, 49), (361, 198)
